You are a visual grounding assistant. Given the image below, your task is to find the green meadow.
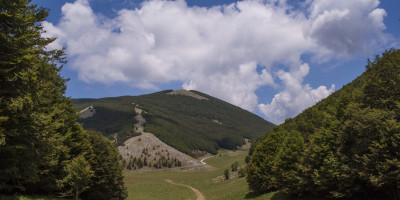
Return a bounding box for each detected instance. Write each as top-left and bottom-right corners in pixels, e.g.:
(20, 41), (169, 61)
(3, 148), (309, 200)
(124, 148), (282, 200)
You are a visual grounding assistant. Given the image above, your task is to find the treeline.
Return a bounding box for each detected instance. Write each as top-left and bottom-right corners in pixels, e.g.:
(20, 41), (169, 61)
(124, 155), (182, 170)
(247, 49), (400, 199)
(122, 148), (183, 170)
(0, 1), (126, 199)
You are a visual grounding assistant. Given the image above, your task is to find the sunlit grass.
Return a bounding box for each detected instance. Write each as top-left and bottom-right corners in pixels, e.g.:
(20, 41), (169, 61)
(2, 149), (281, 200)
(124, 148), (278, 200)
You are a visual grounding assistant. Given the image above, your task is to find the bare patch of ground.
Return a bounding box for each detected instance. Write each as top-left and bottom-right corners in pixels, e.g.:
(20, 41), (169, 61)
(200, 155), (217, 165)
(118, 107), (208, 171)
(165, 179), (205, 200)
(167, 89), (208, 100)
(78, 106), (95, 118)
(212, 119), (222, 124)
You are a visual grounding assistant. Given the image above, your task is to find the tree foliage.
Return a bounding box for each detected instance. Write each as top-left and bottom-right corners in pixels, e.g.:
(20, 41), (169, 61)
(224, 169), (230, 180)
(83, 131), (127, 200)
(58, 156), (94, 200)
(0, 0), (78, 193)
(231, 161), (239, 172)
(247, 49), (400, 199)
(238, 168), (246, 177)
(0, 1), (126, 198)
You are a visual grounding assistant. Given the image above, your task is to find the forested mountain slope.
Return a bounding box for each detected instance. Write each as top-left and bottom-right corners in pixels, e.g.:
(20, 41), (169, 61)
(73, 90), (275, 157)
(247, 49), (400, 199)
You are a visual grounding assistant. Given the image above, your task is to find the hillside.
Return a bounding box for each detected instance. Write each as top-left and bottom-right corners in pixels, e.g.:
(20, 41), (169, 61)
(73, 89), (275, 157)
(118, 107), (204, 170)
(247, 49), (400, 199)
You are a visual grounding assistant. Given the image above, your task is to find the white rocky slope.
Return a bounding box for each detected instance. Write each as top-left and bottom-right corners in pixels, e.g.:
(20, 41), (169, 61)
(118, 107), (206, 170)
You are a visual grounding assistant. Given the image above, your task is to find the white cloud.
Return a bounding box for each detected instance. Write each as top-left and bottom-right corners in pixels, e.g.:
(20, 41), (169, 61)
(44, 0), (388, 123)
(259, 63), (335, 124)
(183, 62), (274, 111)
(307, 0), (387, 56)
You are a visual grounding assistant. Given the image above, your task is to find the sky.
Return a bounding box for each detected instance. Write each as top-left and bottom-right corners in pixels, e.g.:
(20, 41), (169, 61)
(32, 0), (400, 124)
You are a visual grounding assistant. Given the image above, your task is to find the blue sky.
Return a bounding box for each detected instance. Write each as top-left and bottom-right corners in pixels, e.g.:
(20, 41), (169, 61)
(32, 0), (400, 124)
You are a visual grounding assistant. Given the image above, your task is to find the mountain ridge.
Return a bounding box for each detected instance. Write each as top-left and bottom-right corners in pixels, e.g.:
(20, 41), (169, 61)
(73, 89), (275, 157)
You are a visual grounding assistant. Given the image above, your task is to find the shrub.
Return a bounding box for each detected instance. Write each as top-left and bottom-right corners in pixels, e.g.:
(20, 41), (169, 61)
(224, 169), (230, 180)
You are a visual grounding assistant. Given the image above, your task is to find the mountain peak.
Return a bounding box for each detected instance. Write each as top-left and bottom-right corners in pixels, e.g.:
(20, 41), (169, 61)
(73, 89), (275, 157)
(167, 89), (208, 100)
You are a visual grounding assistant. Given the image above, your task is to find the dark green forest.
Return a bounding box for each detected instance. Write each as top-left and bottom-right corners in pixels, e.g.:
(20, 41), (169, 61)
(0, 1), (126, 199)
(247, 49), (400, 199)
(73, 90), (275, 157)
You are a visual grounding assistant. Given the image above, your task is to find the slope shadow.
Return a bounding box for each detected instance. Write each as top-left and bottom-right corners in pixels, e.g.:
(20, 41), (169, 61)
(245, 191), (291, 200)
(244, 191), (264, 199)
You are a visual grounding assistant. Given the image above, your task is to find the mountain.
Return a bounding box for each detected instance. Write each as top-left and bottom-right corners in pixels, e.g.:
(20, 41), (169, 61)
(73, 89), (275, 157)
(247, 49), (400, 199)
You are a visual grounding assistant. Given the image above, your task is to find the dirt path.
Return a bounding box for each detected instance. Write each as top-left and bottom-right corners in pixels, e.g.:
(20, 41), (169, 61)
(134, 107), (146, 133)
(165, 179), (205, 200)
(200, 155), (216, 165)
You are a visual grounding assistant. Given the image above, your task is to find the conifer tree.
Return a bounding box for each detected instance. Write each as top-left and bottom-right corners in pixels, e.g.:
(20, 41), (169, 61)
(0, 1), (127, 198)
(224, 169), (230, 180)
(0, 0), (87, 193)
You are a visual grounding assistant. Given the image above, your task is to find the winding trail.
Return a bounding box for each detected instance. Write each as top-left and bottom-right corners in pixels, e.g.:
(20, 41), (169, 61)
(200, 155), (216, 165)
(165, 179), (205, 200)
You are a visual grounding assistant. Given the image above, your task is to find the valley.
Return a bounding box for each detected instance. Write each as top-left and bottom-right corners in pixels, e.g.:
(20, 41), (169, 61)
(73, 89), (279, 199)
(123, 147), (277, 200)
(3, 1), (399, 199)
(76, 96), (278, 199)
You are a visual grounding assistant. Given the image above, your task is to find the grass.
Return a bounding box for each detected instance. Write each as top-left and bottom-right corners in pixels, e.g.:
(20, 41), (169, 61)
(124, 148), (282, 200)
(3, 148), (284, 200)
(125, 179), (197, 200)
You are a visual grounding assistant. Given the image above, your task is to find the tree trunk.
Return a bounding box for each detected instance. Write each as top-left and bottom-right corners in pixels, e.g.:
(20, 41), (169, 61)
(75, 186), (79, 200)
(395, 189), (400, 200)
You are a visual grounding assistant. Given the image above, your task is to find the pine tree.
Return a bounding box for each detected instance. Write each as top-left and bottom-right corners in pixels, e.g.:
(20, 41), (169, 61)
(231, 161), (239, 172)
(224, 169), (230, 180)
(0, 0), (88, 193)
(126, 160), (132, 170)
(0, 1), (127, 198)
(137, 158), (143, 168)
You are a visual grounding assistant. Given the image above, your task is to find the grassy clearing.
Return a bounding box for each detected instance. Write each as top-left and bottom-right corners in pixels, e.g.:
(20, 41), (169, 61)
(124, 148), (282, 200)
(0, 150), (282, 200)
(2, 149), (283, 200)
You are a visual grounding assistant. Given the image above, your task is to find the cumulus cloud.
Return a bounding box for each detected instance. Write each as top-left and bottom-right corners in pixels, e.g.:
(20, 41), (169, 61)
(183, 62), (274, 110)
(307, 0), (387, 56)
(44, 0), (388, 123)
(259, 64), (335, 124)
